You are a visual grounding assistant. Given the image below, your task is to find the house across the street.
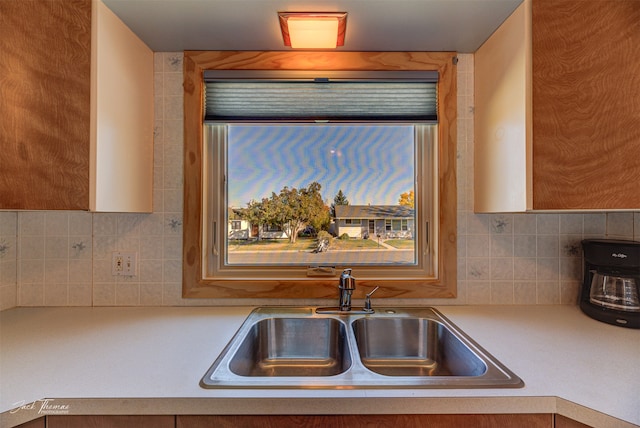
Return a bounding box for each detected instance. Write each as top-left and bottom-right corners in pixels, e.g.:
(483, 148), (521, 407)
(334, 205), (414, 239)
(228, 209), (288, 240)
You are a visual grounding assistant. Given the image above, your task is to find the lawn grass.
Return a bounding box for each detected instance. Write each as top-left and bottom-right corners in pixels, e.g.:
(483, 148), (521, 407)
(228, 237), (393, 251)
(330, 238), (380, 250)
(228, 238), (316, 251)
(383, 239), (415, 249)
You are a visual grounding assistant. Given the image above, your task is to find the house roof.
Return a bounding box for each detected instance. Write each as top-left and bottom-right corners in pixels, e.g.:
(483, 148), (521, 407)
(334, 205), (414, 219)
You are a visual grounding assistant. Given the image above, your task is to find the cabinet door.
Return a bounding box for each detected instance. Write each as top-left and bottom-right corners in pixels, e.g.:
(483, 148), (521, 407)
(555, 414), (592, 428)
(177, 414), (552, 428)
(531, 0), (640, 210)
(0, 0), (92, 210)
(47, 415), (174, 428)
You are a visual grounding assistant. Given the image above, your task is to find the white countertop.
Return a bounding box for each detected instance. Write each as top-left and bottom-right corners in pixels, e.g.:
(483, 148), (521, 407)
(1, 305), (639, 427)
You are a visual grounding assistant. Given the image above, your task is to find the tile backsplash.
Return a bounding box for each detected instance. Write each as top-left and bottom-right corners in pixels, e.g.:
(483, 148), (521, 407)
(1, 52), (639, 310)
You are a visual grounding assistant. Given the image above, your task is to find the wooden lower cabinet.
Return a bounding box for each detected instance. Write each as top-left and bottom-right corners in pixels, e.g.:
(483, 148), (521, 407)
(46, 415), (174, 428)
(177, 414), (553, 428)
(555, 414), (592, 428)
(13, 413), (593, 428)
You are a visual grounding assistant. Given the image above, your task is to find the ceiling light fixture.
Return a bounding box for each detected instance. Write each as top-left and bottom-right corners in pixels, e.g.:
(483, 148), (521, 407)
(278, 12), (347, 49)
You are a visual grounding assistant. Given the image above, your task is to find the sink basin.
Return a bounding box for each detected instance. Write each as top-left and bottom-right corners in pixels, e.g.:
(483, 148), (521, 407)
(201, 307), (523, 389)
(352, 317), (486, 377)
(229, 317), (351, 377)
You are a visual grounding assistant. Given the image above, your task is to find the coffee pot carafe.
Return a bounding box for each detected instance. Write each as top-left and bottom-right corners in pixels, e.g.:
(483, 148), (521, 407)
(581, 239), (640, 329)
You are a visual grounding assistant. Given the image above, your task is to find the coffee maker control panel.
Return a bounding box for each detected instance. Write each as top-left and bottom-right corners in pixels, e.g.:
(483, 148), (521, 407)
(583, 239), (640, 269)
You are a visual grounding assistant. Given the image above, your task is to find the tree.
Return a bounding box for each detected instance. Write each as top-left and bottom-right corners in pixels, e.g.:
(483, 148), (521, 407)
(244, 182), (328, 243)
(243, 199), (268, 240)
(310, 204), (331, 235)
(330, 189), (349, 218)
(399, 190), (415, 208)
(228, 207), (241, 220)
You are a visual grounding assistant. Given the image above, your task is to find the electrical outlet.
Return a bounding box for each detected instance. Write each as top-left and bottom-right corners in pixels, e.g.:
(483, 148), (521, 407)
(111, 251), (138, 276)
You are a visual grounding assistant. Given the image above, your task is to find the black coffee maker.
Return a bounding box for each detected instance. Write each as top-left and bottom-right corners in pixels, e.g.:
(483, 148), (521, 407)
(581, 239), (640, 329)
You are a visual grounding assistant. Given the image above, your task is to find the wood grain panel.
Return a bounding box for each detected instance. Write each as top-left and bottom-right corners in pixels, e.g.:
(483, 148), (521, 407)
(555, 414), (592, 428)
(0, 0), (91, 210)
(47, 415), (175, 428)
(187, 50), (458, 71)
(183, 51), (457, 299)
(177, 414), (552, 428)
(532, 0), (640, 209)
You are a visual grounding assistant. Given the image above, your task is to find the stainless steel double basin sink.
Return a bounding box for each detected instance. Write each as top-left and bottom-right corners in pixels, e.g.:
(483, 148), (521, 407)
(200, 307), (523, 389)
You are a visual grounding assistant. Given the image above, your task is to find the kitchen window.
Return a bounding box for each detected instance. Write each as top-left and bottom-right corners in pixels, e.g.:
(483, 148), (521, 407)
(211, 122), (430, 268)
(183, 51), (457, 299)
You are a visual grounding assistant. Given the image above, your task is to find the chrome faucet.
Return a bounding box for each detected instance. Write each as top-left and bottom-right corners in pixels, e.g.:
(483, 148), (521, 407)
(364, 286), (379, 313)
(315, 269), (378, 314)
(338, 268), (356, 311)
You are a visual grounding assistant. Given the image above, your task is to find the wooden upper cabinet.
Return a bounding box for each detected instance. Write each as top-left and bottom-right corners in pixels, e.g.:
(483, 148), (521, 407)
(0, 0), (153, 212)
(531, 0), (640, 210)
(475, 0), (640, 211)
(0, 0), (92, 210)
(474, 0), (531, 212)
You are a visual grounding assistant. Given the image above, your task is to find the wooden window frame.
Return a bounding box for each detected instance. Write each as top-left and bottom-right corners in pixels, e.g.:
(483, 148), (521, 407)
(183, 51), (457, 299)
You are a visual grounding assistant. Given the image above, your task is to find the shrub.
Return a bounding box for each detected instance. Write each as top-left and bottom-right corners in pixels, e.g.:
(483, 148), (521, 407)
(339, 233), (350, 240)
(317, 231), (333, 243)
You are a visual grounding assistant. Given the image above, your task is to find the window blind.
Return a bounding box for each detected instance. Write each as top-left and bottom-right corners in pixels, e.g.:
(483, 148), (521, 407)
(203, 71), (438, 121)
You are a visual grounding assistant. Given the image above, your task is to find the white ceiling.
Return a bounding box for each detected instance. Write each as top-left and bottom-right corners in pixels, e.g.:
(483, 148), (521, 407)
(101, 0), (523, 53)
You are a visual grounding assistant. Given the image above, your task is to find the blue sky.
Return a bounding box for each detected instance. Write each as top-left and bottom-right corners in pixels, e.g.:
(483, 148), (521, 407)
(227, 124), (415, 207)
